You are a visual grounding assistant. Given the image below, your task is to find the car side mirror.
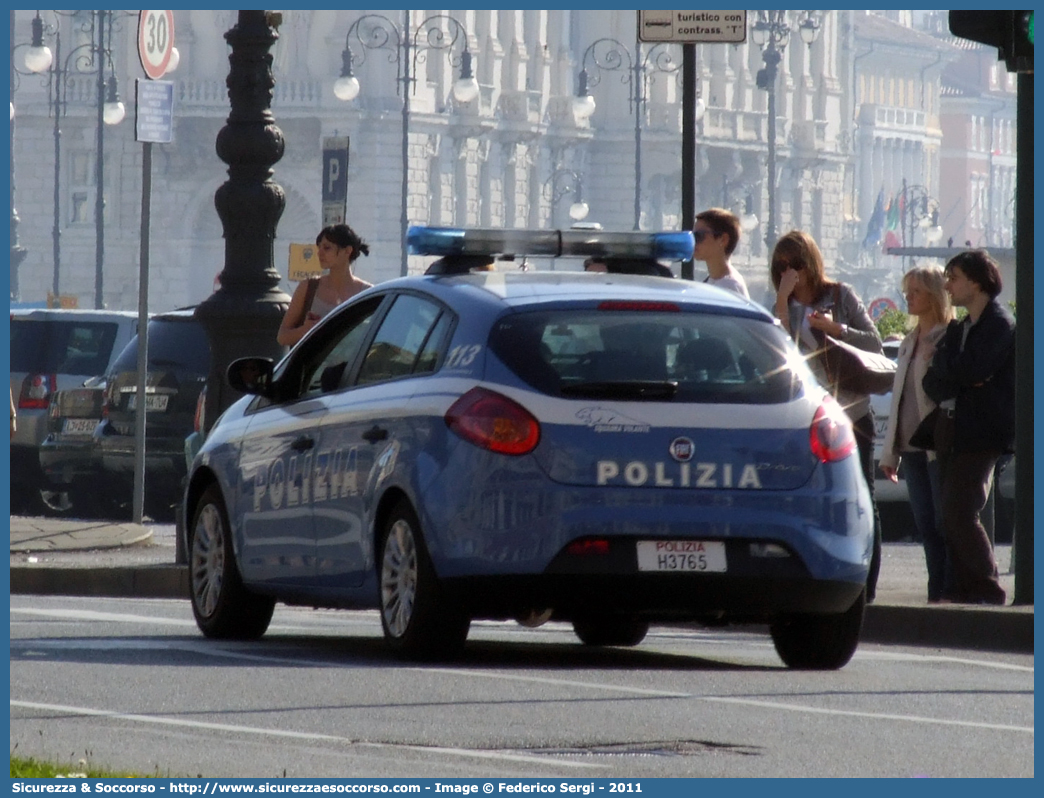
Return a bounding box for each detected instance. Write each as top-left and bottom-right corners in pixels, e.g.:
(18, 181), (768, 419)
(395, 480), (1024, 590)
(227, 357), (275, 397)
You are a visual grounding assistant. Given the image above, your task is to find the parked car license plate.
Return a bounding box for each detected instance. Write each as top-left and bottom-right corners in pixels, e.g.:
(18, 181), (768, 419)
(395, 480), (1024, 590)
(127, 393), (169, 411)
(62, 418), (99, 435)
(636, 540), (727, 572)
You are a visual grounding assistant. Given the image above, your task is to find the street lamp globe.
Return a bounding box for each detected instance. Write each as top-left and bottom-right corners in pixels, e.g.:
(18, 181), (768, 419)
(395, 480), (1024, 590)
(694, 96), (706, 122)
(452, 50), (480, 103)
(572, 92), (596, 120)
(453, 74), (480, 103)
(799, 16), (821, 45)
(24, 43), (53, 73)
(103, 100), (125, 125)
(741, 212), (759, 233)
(164, 46), (180, 74)
(103, 77), (125, 125)
(334, 74), (361, 101)
(568, 201), (590, 221)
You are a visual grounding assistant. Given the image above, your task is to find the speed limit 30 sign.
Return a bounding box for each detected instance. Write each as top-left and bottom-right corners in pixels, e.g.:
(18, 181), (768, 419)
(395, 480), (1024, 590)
(138, 10), (175, 79)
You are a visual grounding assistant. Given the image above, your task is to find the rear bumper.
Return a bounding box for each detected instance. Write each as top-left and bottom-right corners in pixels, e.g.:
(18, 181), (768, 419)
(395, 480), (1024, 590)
(38, 436), (102, 486)
(444, 572), (864, 623)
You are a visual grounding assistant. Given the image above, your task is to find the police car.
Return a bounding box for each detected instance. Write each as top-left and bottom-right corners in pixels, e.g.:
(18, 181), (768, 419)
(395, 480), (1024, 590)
(184, 226), (873, 669)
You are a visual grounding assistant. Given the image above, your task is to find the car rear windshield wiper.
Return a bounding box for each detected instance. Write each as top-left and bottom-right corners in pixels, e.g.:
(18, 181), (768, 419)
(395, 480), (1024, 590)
(560, 380), (679, 400)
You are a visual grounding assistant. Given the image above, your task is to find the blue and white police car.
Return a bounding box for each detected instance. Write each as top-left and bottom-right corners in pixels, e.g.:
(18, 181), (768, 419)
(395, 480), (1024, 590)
(184, 226), (873, 669)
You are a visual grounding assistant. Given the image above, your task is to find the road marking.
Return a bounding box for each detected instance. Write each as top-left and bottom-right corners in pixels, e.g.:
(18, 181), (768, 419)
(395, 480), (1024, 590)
(10, 699), (598, 769)
(855, 650), (1034, 673)
(417, 667), (692, 698)
(12, 607), (198, 626)
(699, 696), (1034, 734)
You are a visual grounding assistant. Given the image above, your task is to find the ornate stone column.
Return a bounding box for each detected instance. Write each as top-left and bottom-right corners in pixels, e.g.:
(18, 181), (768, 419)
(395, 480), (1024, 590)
(195, 10), (291, 432)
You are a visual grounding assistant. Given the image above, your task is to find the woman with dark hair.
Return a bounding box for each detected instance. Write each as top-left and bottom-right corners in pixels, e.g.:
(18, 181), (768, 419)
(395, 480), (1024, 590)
(880, 266), (954, 602)
(277, 224), (372, 347)
(922, 250), (1014, 604)
(770, 229), (885, 601)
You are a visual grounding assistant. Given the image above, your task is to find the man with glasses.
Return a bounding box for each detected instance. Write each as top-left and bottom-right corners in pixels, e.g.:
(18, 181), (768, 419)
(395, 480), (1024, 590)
(694, 208), (749, 299)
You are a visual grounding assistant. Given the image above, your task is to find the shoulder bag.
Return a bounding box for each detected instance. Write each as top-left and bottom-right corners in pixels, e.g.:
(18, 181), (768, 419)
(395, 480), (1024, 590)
(816, 284), (897, 396)
(297, 278), (320, 326)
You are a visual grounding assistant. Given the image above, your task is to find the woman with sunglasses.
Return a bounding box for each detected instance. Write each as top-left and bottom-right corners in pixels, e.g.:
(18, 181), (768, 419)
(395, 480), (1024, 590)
(770, 229), (885, 602)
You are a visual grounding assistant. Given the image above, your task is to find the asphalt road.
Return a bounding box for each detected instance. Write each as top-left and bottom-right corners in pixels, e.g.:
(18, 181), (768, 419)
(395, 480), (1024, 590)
(10, 594), (1034, 779)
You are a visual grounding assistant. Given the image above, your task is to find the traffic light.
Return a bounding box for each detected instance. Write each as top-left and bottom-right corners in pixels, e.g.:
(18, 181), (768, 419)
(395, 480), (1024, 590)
(949, 10), (1034, 73)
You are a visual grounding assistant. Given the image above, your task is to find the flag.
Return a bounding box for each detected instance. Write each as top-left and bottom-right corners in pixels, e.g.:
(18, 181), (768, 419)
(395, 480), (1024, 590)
(885, 192), (901, 232)
(882, 230), (902, 252)
(861, 188), (885, 250)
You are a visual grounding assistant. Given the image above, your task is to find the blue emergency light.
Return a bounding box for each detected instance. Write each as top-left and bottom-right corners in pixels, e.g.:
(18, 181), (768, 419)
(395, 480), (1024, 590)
(406, 226), (695, 262)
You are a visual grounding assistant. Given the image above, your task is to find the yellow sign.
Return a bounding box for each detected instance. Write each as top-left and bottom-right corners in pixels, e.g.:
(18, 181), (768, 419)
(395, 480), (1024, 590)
(288, 243), (321, 281)
(47, 293), (79, 309)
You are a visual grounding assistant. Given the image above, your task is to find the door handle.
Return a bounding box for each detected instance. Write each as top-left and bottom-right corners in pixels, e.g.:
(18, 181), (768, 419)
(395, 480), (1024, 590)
(362, 425), (388, 444)
(290, 435), (315, 452)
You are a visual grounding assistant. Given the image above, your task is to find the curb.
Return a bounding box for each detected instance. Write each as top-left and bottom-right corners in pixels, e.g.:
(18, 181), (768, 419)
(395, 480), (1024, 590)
(9, 565), (1033, 654)
(861, 604), (1034, 654)
(10, 565), (188, 600)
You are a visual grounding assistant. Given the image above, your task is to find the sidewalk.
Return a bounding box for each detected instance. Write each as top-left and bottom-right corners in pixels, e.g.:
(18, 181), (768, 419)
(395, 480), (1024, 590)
(9, 515), (1034, 654)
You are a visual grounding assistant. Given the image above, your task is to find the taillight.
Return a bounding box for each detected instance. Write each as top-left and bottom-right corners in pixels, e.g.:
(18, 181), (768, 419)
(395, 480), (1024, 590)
(597, 300), (679, 312)
(445, 387), (540, 455)
(809, 396), (856, 463)
(566, 539), (610, 556)
(18, 374), (55, 410)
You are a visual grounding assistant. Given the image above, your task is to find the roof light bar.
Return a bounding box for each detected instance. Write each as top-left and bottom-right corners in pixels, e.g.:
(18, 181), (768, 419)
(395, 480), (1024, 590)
(406, 226), (695, 261)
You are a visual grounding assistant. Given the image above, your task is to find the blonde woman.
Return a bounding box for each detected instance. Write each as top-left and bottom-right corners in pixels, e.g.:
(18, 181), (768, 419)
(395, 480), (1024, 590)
(879, 266), (953, 602)
(277, 224), (372, 347)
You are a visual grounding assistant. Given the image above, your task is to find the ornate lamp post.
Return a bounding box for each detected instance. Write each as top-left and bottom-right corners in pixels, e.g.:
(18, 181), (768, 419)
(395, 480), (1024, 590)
(573, 36), (703, 231)
(751, 10), (820, 252)
(543, 167), (589, 226)
(10, 10), (28, 302)
(21, 10), (129, 308)
(195, 11), (292, 431)
(334, 12), (479, 277)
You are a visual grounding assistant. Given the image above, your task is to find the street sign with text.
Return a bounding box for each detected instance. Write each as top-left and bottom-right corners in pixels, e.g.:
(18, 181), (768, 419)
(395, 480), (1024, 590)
(135, 79), (174, 143)
(638, 10), (747, 43)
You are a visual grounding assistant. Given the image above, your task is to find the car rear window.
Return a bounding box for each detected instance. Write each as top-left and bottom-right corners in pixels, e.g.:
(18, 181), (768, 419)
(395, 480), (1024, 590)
(489, 309), (800, 404)
(110, 318), (211, 374)
(10, 319), (120, 376)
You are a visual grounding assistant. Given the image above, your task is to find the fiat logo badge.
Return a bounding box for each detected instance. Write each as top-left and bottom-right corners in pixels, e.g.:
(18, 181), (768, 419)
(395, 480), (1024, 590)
(669, 437), (694, 462)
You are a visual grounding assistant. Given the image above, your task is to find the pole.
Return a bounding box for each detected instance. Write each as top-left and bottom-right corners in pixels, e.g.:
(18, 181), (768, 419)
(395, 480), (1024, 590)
(901, 178), (909, 271)
(765, 69), (777, 252)
(94, 10), (107, 309)
(1012, 70), (1032, 604)
(133, 140), (152, 523)
(399, 9), (411, 277)
(633, 35), (642, 231)
(10, 9), (28, 302)
(52, 31), (62, 298)
(680, 43), (696, 280)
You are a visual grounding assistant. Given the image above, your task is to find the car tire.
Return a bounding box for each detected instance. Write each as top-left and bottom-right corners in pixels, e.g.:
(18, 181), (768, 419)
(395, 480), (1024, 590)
(189, 483), (275, 640)
(379, 501), (469, 660)
(770, 590), (865, 670)
(572, 613), (650, 647)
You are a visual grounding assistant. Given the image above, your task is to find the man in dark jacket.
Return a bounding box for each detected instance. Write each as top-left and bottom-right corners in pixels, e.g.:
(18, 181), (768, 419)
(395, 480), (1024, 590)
(922, 250), (1014, 604)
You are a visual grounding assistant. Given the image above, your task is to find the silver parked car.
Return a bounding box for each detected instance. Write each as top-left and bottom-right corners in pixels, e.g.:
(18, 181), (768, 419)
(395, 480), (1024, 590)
(10, 308), (140, 515)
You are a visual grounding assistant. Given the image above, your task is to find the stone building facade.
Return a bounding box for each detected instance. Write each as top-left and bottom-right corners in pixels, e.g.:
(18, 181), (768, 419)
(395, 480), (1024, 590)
(10, 10), (1013, 314)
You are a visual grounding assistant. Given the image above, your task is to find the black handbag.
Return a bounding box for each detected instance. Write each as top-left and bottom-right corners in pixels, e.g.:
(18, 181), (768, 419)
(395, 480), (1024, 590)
(818, 334), (897, 395)
(909, 407), (941, 450)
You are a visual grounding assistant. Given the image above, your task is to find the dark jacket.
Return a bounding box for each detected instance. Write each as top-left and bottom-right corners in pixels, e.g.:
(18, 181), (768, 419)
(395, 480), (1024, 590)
(922, 298), (1016, 453)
